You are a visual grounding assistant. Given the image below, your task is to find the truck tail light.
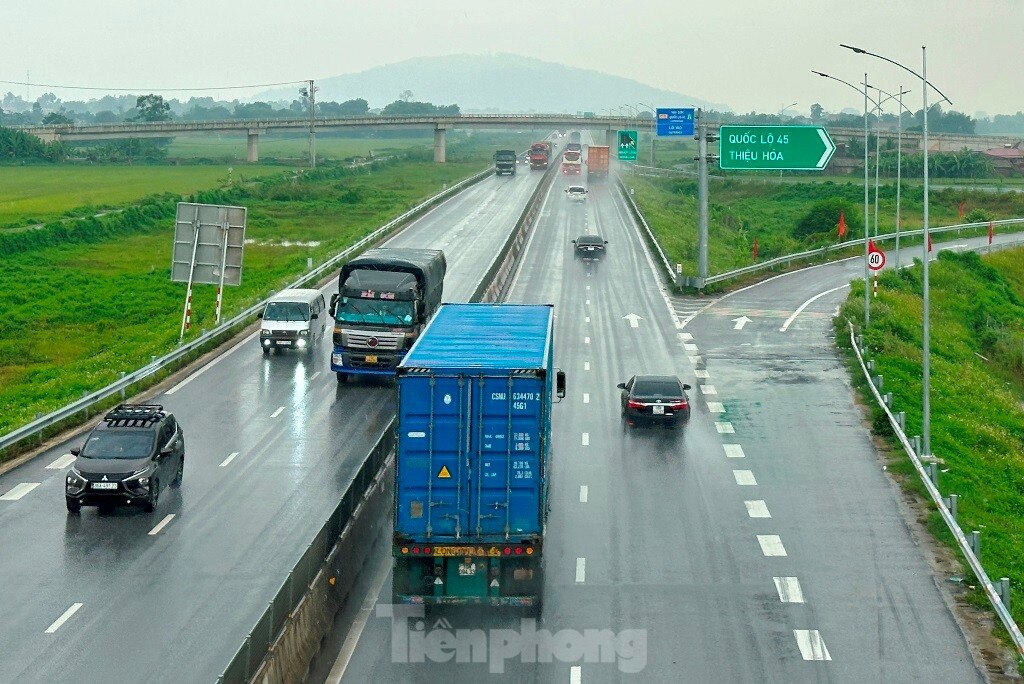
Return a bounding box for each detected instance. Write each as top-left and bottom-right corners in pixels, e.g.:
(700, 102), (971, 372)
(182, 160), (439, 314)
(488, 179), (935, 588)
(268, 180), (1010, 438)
(515, 547), (523, 555)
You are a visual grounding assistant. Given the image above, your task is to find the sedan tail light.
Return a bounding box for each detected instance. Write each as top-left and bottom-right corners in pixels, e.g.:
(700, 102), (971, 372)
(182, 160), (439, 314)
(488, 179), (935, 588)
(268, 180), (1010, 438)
(669, 401), (689, 410)
(627, 400), (645, 409)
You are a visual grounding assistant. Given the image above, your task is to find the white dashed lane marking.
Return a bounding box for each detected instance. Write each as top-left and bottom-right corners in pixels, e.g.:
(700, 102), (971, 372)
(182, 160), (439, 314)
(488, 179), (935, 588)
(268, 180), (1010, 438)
(715, 421), (735, 434)
(0, 483), (41, 501)
(724, 444), (745, 458)
(707, 402), (725, 413)
(44, 603), (83, 633)
(793, 630), (831, 660)
(584, 337), (590, 344)
(571, 665), (582, 684)
(46, 454), (76, 470)
(745, 500), (771, 518)
(683, 343), (699, 352)
(583, 393), (590, 404)
(733, 470), (757, 485)
(700, 385), (717, 395)
(579, 486), (588, 503)
(584, 362), (591, 371)
(694, 370), (710, 379)
(757, 535), (787, 557)
(148, 514), (176, 536)
(219, 452), (239, 467)
(774, 577), (805, 603)
(575, 558), (586, 583)
(582, 433), (589, 446)
(270, 406), (286, 418)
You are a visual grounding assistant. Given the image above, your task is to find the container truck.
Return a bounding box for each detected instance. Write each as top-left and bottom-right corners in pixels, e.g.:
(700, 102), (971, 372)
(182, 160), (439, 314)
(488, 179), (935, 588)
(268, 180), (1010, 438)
(561, 149), (582, 175)
(329, 248), (446, 381)
(587, 145), (610, 179)
(494, 149), (517, 176)
(528, 142), (552, 170)
(393, 303), (566, 613)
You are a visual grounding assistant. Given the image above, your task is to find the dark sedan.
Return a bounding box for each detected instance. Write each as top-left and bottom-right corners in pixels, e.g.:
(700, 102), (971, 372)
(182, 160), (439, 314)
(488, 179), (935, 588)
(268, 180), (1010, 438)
(572, 235), (607, 259)
(618, 375), (692, 428)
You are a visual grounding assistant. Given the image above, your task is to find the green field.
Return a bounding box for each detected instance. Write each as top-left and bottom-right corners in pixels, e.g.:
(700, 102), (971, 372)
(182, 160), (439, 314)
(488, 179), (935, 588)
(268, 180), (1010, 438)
(628, 174), (1024, 279)
(165, 134), (432, 162)
(0, 165), (289, 228)
(835, 248), (1024, 645)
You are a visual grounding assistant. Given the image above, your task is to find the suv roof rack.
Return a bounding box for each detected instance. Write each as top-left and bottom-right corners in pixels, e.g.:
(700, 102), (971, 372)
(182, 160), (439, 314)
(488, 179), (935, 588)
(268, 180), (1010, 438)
(103, 404), (166, 426)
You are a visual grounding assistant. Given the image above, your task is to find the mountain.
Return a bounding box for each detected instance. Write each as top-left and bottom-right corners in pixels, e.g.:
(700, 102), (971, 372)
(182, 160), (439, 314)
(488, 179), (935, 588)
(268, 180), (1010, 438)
(256, 53), (726, 113)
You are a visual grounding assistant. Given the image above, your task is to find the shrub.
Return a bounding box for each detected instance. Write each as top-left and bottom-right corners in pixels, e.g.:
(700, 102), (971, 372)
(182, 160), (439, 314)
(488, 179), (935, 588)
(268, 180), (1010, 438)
(965, 208), (992, 223)
(793, 197), (863, 240)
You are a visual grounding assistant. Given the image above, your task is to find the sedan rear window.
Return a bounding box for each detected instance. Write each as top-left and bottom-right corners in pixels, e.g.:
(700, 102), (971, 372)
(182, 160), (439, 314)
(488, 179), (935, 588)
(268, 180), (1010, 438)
(576, 236), (604, 246)
(633, 379), (682, 396)
(82, 430), (156, 460)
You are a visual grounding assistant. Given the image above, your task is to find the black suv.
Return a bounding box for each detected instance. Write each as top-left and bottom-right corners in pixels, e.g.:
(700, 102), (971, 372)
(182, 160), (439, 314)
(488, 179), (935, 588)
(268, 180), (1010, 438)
(65, 404), (184, 514)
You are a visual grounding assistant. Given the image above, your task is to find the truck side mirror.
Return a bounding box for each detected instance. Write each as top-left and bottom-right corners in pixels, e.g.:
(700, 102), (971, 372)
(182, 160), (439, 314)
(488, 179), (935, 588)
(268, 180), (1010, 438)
(556, 370), (566, 399)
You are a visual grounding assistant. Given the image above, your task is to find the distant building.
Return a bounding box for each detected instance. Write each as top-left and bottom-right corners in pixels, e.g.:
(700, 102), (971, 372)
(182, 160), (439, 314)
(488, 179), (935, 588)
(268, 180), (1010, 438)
(982, 142), (1024, 176)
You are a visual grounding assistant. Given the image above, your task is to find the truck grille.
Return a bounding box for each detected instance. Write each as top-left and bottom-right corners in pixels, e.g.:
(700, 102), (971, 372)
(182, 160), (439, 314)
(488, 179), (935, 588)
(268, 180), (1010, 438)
(346, 331), (401, 350)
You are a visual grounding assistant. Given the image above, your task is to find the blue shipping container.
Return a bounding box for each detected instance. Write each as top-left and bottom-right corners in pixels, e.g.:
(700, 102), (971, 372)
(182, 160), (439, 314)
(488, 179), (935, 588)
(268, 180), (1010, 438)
(393, 303), (558, 609)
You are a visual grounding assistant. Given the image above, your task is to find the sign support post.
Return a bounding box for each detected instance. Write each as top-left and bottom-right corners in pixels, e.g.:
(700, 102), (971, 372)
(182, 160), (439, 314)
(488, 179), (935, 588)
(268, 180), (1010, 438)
(215, 216), (230, 325)
(178, 213), (201, 344)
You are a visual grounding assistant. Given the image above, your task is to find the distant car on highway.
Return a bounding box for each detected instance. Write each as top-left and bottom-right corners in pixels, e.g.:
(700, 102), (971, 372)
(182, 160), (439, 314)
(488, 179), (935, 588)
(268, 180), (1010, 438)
(618, 375), (691, 428)
(65, 404), (184, 514)
(572, 234), (607, 259)
(565, 185), (588, 201)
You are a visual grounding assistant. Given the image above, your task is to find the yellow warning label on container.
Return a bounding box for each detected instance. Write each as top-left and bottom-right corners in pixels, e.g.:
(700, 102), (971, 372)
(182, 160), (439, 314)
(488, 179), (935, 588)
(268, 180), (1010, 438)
(437, 465), (451, 479)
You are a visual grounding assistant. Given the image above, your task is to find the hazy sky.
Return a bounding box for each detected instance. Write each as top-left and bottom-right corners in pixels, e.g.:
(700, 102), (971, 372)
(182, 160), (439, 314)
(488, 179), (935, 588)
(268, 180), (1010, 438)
(2, 1), (1019, 116)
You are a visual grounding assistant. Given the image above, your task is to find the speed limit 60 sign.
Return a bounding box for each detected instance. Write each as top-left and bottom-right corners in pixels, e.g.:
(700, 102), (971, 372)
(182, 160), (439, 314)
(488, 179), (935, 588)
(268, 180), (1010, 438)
(867, 250), (886, 271)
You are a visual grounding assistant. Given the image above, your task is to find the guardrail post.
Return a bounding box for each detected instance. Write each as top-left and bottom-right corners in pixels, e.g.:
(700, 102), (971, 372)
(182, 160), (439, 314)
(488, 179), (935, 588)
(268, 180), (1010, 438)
(947, 493), (958, 522)
(971, 530), (981, 558)
(883, 392), (892, 407)
(913, 435), (921, 457)
(929, 462), (939, 486)
(1000, 578), (1011, 612)
(119, 372), (127, 399)
(243, 635), (252, 680)
(307, 257), (313, 270)
(151, 355), (157, 366)
(896, 411), (906, 431)
(867, 359), (875, 372)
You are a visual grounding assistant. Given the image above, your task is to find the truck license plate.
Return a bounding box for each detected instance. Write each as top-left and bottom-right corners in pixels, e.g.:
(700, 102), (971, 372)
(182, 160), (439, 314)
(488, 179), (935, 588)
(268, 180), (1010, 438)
(365, 355), (378, 363)
(653, 405), (665, 415)
(91, 482), (117, 490)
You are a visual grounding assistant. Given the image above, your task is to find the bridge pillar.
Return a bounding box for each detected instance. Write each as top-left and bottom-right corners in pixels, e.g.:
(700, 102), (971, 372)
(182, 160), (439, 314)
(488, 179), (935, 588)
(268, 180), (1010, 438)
(434, 126), (447, 163)
(606, 129), (616, 149)
(246, 129), (260, 163)
(33, 130), (60, 144)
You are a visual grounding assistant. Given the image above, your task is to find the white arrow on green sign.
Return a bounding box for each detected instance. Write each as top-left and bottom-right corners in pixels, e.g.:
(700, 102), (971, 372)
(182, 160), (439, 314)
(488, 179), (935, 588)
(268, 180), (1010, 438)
(719, 125), (836, 170)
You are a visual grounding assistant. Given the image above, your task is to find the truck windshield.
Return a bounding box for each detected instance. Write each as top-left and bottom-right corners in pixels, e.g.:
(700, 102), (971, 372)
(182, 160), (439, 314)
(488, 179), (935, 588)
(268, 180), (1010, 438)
(336, 298), (414, 326)
(263, 302), (310, 322)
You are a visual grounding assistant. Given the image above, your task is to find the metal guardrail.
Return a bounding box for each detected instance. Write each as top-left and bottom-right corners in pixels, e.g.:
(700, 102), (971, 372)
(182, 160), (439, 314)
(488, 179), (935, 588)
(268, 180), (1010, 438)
(616, 178), (676, 286)
(848, 322), (1024, 660)
(0, 166), (493, 455)
(217, 418), (396, 684)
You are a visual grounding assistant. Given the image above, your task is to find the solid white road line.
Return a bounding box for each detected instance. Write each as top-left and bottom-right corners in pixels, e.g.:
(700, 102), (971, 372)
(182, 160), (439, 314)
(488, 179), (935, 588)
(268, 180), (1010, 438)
(779, 284), (850, 332)
(793, 629), (831, 660)
(707, 402), (725, 413)
(757, 535), (787, 557)
(584, 362), (591, 371)
(165, 332), (257, 394)
(575, 558), (586, 583)
(325, 554), (394, 683)
(579, 485), (588, 503)
(700, 385), (718, 395)
(694, 370), (710, 379)
(582, 433), (590, 446)
(45, 454), (76, 470)
(745, 500), (771, 518)
(148, 514), (175, 536)
(270, 406), (286, 418)
(44, 603), (83, 633)
(774, 577), (805, 603)
(715, 421), (735, 434)
(583, 393), (590, 404)
(733, 470), (757, 486)
(0, 483), (41, 501)
(683, 343), (699, 352)
(724, 444), (745, 458)
(219, 452), (239, 467)
(570, 665), (582, 684)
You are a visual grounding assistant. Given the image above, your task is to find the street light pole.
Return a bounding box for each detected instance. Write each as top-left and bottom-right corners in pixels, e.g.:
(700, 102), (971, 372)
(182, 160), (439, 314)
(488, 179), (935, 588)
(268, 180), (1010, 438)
(866, 84), (912, 262)
(840, 43), (953, 460)
(638, 102), (657, 166)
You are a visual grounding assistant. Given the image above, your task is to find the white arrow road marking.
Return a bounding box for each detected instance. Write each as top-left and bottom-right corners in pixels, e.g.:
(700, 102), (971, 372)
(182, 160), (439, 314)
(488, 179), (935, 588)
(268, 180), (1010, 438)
(794, 629), (831, 660)
(46, 454), (76, 470)
(757, 535), (787, 556)
(1, 483), (40, 501)
(745, 500), (771, 518)
(732, 315), (752, 330)
(816, 129), (836, 168)
(45, 603), (83, 633)
(733, 470), (757, 485)
(623, 313), (643, 328)
(780, 284), (849, 332)
(774, 577), (805, 603)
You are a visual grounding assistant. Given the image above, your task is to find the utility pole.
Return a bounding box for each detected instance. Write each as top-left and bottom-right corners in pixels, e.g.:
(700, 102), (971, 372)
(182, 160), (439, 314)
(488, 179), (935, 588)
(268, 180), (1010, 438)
(694, 109), (718, 289)
(303, 79), (317, 169)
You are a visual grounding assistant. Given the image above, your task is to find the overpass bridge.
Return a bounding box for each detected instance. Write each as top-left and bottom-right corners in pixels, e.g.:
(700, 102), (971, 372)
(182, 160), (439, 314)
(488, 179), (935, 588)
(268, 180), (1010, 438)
(17, 115), (1020, 163)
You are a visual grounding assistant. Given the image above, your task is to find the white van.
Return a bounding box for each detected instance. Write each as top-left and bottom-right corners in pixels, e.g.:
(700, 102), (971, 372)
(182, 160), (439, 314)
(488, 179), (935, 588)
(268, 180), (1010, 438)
(259, 289), (327, 354)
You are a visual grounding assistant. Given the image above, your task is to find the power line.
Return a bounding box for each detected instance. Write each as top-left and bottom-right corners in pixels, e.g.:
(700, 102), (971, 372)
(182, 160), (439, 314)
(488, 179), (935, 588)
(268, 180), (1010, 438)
(0, 78), (307, 93)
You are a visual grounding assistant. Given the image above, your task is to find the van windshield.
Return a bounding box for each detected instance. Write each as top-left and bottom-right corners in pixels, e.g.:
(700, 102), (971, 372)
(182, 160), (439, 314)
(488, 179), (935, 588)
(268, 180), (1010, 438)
(263, 302), (310, 322)
(336, 298), (414, 326)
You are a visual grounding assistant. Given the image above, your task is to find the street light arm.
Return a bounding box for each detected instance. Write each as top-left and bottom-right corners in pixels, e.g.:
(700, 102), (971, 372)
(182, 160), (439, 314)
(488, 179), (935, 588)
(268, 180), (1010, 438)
(811, 70), (880, 109)
(840, 44), (954, 106)
(866, 85), (912, 114)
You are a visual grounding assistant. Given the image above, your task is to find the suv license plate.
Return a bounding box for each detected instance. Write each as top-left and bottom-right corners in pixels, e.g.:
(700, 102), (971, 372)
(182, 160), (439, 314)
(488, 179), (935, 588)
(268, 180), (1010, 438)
(91, 482), (118, 490)
(365, 355), (378, 363)
(653, 405), (665, 415)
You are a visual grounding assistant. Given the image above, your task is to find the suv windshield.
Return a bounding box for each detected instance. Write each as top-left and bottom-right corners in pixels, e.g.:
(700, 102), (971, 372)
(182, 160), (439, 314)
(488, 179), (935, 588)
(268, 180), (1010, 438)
(264, 302), (310, 322)
(634, 379), (682, 397)
(336, 297), (414, 326)
(82, 430), (156, 460)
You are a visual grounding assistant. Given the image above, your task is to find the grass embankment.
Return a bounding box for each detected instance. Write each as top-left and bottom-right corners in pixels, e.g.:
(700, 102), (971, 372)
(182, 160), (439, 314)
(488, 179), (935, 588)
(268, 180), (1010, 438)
(0, 154), (489, 443)
(0, 165), (288, 228)
(836, 249), (1024, 643)
(165, 134), (430, 163)
(629, 174), (1024, 278)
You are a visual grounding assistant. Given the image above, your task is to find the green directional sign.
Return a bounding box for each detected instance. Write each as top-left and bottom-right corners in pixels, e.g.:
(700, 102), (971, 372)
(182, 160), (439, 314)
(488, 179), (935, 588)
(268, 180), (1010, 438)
(617, 130), (638, 161)
(719, 125), (836, 170)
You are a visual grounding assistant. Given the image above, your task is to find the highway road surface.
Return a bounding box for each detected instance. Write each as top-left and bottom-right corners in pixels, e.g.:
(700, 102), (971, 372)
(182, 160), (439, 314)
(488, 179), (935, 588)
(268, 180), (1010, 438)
(0, 161), (544, 683)
(327, 145), (998, 682)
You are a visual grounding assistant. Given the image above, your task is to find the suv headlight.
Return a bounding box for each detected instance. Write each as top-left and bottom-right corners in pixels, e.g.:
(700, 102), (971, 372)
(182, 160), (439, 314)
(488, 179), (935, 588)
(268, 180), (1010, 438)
(124, 467), (154, 495)
(66, 469), (87, 495)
